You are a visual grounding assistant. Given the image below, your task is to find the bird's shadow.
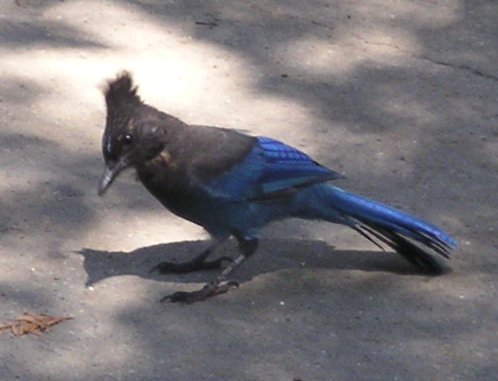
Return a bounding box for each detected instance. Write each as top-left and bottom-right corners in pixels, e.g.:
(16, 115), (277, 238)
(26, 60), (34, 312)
(76, 238), (425, 287)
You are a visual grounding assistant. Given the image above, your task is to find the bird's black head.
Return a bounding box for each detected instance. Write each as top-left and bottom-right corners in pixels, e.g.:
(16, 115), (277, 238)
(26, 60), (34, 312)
(98, 71), (166, 195)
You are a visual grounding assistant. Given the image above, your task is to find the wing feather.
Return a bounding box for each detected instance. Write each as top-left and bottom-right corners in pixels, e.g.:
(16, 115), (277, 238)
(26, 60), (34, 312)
(203, 136), (342, 201)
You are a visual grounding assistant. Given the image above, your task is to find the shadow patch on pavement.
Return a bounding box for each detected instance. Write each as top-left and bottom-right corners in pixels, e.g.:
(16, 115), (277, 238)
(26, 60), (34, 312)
(76, 238), (440, 287)
(0, 18), (108, 49)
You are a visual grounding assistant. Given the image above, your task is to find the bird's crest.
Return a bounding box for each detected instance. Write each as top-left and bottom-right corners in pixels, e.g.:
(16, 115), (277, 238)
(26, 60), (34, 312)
(103, 71), (142, 110)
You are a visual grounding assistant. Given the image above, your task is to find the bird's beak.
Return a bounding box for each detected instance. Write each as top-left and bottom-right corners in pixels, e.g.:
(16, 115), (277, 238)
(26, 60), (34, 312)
(98, 160), (127, 196)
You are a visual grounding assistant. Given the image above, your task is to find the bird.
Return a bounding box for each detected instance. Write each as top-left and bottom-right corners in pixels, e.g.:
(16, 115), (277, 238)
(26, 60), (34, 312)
(98, 71), (456, 303)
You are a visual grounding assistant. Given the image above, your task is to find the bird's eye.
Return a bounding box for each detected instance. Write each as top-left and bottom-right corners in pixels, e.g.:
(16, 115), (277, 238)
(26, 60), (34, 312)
(123, 133), (133, 145)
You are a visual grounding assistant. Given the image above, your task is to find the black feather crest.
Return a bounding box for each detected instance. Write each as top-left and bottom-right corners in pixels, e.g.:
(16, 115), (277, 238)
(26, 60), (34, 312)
(103, 71), (141, 107)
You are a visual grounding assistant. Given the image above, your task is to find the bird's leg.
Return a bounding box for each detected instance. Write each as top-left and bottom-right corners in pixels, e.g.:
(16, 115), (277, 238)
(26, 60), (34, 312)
(161, 237), (259, 303)
(150, 236), (231, 274)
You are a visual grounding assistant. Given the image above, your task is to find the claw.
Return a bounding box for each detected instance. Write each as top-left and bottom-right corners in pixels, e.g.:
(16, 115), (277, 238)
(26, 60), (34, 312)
(160, 281), (239, 303)
(150, 256), (233, 274)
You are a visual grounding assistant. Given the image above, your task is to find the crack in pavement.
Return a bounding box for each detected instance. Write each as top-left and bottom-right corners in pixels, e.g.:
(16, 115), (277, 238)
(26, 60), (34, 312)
(417, 55), (498, 83)
(358, 38), (498, 83)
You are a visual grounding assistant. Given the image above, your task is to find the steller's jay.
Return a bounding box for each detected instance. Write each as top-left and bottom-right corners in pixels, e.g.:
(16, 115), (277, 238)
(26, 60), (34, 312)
(98, 72), (456, 303)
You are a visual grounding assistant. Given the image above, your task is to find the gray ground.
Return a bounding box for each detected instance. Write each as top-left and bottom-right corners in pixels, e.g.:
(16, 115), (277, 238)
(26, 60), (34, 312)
(1, 1), (497, 380)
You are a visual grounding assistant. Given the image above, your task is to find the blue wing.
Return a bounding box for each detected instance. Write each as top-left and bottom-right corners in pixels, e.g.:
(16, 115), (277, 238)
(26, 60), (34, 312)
(204, 136), (342, 201)
(255, 137), (341, 195)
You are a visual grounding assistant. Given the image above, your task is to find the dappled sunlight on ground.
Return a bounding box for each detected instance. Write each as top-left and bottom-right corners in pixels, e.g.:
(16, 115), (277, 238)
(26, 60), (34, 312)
(0, 0), (496, 380)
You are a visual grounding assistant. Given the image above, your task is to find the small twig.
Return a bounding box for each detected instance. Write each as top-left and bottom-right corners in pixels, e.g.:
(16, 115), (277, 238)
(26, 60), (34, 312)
(195, 21), (218, 28)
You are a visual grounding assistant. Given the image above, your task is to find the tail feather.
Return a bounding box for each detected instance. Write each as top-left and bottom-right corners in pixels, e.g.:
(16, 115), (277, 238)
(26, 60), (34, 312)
(356, 223), (448, 274)
(326, 187), (456, 273)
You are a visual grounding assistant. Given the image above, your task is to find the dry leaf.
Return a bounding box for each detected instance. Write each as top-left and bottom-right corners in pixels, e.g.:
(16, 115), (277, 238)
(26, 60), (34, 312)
(0, 312), (73, 336)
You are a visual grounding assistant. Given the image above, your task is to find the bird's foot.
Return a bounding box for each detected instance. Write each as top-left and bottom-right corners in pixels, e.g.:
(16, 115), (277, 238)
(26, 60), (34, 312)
(160, 281), (239, 303)
(150, 256), (232, 274)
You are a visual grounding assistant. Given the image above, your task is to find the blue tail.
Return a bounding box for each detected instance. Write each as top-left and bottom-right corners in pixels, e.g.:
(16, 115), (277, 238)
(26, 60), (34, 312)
(318, 186), (457, 273)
